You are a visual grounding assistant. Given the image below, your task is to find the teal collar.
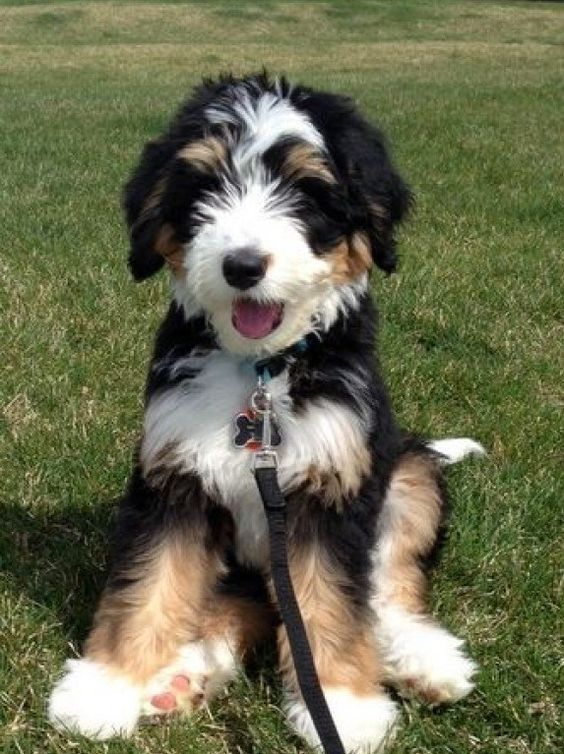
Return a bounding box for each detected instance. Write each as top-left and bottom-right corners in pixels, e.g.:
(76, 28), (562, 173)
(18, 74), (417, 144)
(252, 337), (309, 383)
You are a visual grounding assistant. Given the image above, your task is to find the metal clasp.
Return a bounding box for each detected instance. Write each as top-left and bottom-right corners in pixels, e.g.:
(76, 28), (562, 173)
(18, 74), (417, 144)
(250, 376), (279, 470)
(253, 449), (278, 471)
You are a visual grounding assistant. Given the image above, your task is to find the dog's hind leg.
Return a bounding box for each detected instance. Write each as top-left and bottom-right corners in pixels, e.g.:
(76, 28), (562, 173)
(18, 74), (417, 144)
(48, 468), (236, 739)
(371, 448), (478, 705)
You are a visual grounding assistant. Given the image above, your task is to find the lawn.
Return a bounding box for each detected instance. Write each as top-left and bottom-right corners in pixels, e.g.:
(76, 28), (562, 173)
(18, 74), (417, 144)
(1, 0), (562, 752)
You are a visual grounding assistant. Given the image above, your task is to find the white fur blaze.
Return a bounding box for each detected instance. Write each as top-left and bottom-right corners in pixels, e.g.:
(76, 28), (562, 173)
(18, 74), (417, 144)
(48, 659), (142, 740)
(285, 687), (398, 753)
(377, 607), (477, 705)
(427, 438), (486, 465)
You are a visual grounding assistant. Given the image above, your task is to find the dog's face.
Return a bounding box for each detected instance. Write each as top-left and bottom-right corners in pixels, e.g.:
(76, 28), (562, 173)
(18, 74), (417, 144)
(125, 75), (411, 355)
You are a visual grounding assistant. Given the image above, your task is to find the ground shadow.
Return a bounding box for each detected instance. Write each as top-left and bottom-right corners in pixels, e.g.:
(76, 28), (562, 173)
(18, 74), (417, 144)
(0, 494), (283, 664)
(0, 496), (118, 642)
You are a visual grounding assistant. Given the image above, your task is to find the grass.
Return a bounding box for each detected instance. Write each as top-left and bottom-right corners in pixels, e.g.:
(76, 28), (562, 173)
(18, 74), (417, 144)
(1, 0), (562, 752)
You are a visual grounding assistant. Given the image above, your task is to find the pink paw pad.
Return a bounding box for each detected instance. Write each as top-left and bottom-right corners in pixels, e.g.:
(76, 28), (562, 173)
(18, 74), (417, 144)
(149, 674), (207, 715)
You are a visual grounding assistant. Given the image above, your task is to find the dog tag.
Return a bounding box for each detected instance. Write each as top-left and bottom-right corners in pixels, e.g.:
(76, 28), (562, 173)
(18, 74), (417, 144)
(234, 410), (281, 450)
(234, 380), (281, 450)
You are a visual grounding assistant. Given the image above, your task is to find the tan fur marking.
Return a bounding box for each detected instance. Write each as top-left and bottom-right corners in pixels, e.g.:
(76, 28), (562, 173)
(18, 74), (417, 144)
(177, 136), (227, 173)
(276, 546), (383, 696)
(85, 530), (224, 684)
(203, 594), (274, 659)
(327, 231), (373, 283)
(154, 223), (185, 277)
(377, 453), (443, 613)
(303, 437), (371, 505)
(282, 143), (336, 184)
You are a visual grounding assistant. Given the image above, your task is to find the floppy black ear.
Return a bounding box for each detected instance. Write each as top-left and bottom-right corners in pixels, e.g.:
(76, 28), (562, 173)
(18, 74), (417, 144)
(123, 138), (178, 281)
(299, 89), (413, 274)
(336, 113), (413, 273)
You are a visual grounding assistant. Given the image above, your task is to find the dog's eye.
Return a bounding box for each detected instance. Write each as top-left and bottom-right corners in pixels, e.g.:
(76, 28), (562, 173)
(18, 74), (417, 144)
(293, 183), (348, 251)
(299, 205), (345, 252)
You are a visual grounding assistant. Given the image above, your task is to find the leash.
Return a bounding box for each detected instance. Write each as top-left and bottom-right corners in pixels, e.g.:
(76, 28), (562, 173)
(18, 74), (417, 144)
(248, 376), (346, 754)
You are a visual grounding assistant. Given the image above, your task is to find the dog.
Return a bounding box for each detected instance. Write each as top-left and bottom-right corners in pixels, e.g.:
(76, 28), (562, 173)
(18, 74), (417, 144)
(48, 73), (483, 752)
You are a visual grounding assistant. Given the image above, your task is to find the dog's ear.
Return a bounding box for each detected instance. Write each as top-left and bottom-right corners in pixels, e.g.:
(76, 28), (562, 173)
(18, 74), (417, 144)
(123, 138), (182, 281)
(337, 115), (412, 274)
(313, 98), (412, 274)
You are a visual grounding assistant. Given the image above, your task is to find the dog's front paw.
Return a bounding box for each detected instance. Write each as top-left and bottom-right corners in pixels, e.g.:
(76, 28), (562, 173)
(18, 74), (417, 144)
(285, 687), (398, 753)
(377, 607), (477, 705)
(48, 659), (142, 739)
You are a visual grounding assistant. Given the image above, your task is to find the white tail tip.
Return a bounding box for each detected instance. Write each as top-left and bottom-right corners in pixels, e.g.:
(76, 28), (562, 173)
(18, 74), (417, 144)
(427, 438), (486, 465)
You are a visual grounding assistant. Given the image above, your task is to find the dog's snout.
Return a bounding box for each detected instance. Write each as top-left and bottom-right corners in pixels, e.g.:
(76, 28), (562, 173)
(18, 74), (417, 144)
(222, 248), (267, 291)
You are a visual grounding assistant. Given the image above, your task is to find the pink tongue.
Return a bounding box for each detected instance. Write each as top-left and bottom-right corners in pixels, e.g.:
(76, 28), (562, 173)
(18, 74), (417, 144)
(232, 300), (282, 339)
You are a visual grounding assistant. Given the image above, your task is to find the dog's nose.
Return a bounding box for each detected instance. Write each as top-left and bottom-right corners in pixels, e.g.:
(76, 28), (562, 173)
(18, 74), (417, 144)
(222, 248), (267, 291)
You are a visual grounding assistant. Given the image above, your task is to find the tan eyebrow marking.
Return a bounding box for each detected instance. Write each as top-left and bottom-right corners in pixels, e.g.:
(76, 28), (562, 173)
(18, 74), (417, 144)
(177, 136), (227, 173)
(282, 142), (336, 184)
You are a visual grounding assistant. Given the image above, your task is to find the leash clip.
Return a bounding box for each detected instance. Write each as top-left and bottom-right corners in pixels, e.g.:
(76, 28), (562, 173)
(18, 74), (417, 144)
(253, 449), (278, 471)
(251, 376), (279, 471)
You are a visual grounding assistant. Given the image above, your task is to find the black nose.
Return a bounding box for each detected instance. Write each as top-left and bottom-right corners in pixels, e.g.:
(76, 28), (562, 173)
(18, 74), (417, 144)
(222, 248), (267, 291)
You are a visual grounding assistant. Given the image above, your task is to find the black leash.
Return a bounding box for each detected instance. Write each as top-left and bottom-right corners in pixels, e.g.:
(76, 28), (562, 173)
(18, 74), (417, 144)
(254, 461), (346, 754)
(248, 376), (346, 754)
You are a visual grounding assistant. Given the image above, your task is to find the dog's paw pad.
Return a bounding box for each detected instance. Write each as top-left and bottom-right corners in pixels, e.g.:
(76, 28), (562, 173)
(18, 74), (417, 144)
(141, 641), (213, 718)
(147, 673), (208, 715)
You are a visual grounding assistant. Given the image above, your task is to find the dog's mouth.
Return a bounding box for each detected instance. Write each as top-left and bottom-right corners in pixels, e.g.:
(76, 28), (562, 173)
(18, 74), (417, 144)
(231, 298), (284, 339)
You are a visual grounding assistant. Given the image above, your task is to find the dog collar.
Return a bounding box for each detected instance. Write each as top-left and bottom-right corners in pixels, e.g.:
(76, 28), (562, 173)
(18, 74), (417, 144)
(234, 336), (310, 450)
(252, 336), (310, 383)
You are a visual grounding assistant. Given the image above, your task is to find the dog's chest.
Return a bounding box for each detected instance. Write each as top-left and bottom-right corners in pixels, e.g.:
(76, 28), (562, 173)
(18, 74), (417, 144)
(142, 351), (364, 567)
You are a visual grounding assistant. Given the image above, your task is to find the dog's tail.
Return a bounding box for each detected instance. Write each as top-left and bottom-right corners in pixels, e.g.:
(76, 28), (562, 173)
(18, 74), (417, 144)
(427, 438), (486, 465)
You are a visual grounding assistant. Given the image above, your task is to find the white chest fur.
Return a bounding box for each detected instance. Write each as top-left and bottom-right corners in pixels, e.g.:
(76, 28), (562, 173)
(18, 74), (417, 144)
(141, 351), (366, 567)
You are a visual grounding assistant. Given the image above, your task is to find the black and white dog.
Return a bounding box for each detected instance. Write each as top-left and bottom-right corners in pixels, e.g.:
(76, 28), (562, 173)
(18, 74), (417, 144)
(49, 73), (483, 752)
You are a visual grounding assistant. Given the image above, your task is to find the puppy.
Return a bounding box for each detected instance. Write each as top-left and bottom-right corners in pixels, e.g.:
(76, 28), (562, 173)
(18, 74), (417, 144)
(49, 73), (482, 752)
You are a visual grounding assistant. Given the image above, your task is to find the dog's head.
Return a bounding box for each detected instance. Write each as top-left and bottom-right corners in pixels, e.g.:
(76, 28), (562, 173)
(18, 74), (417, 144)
(124, 73), (412, 355)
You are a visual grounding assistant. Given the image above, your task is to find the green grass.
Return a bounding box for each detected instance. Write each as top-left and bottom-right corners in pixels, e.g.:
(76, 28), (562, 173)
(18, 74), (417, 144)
(1, 1), (563, 752)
